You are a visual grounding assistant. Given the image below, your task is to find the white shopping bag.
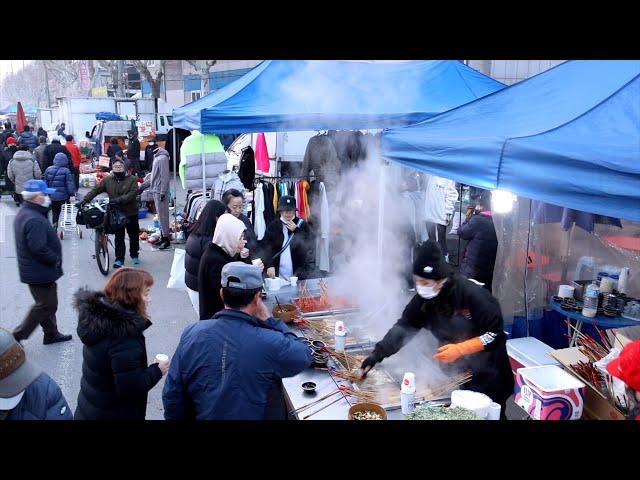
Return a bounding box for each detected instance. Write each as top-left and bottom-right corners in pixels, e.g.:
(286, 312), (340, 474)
(167, 248), (187, 291)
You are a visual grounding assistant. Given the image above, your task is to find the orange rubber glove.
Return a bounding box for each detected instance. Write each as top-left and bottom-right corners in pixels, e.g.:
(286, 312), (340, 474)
(433, 337), (484, 363)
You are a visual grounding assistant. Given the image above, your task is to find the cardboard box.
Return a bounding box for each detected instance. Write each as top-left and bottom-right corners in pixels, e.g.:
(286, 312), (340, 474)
(550, 347), (626, 420)
(515, 365), (586, 420)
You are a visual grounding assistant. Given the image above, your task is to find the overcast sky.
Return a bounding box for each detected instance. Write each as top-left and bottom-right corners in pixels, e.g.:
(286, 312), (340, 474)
(0, 60), (32, 79)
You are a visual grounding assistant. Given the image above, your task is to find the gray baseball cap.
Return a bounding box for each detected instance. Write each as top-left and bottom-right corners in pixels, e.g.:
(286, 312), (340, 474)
(0, 329), (42, 401)
(221, 262), (263, 290)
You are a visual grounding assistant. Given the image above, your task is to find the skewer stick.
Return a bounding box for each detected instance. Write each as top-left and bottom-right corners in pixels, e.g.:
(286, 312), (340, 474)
(302, 395), (345, 419)
(289, 389), (341, 415)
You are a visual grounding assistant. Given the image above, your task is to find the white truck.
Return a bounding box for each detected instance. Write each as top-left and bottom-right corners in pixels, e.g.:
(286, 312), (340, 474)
(53, 96), (173, 140)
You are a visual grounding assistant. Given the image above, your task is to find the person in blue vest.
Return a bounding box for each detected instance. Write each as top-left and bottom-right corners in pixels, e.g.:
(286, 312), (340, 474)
(0, 328), (72, 420)
(163, 262), (312, 420)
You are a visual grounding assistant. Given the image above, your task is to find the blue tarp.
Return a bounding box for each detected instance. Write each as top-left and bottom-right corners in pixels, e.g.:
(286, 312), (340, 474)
(173, 60), (504, 133)
(381, 60), (640, 222)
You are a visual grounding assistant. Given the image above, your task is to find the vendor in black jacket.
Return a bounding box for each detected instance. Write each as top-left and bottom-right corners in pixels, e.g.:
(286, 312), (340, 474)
(262, 195), (314, 281)
(360, 240), (513, 410)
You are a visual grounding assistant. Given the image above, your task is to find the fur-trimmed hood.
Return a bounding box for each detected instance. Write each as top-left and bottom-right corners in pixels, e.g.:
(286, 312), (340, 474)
(74, 289), (151, 346)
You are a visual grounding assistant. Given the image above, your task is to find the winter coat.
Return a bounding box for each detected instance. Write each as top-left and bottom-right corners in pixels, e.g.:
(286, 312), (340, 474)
(149, 147), (170, 195)
(14, 201), (63, 285)
(73, 289), (163, 420)
(424, 175), (458, 226)
(185, 231), (212, 292)
(197, 243), (250, 320)
(369, 275), (514, 406)
(458, 212), (498, 286)
(7, 150), (41, 193)
(4, 373), (73, 420)
(33, 143), (47, 172)
(127, 138), (140, 160)
(162, 309), (311, 420)
(44, 143), (71, 171)
(18, 131), (38, 151)
(44, 153), (76, 202)
(238, 146), (255, 190)
(261, 217), (315, 280)
(106, 143), (122, 160)
(83, 172), (139, 217)
(65, 141), (81, 169)
(301, 135), (340, 192)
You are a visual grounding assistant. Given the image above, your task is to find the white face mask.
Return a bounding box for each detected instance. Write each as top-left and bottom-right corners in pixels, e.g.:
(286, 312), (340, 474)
(41, 195), (52, 208)
(417, 284), (440, 299)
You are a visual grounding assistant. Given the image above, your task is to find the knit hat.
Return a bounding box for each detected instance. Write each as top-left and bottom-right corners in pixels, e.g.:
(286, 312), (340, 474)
(277, 195), (296, 212)
(413, 240), (452, 280)
(6, 137), (16, 145)
(0, 328), (42, 408)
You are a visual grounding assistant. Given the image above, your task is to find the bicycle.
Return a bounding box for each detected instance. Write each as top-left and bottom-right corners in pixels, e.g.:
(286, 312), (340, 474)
(78, 198), (114, 276)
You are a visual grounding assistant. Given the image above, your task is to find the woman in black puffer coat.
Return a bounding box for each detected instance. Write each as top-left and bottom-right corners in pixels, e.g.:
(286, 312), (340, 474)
(184, 200), (226, 314)
(74, 268), (168, 420)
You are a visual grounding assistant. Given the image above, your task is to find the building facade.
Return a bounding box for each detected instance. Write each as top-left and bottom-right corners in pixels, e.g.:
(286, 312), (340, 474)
(468, 60), (566, 85)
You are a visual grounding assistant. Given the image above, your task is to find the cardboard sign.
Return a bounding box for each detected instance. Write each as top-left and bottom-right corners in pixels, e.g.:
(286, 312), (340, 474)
(98, 155), (111, 168)
(136, 121), (154, 138)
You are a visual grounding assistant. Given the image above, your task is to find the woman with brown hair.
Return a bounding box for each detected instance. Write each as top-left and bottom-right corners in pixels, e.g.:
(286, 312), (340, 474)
(73, 268), (169, 420)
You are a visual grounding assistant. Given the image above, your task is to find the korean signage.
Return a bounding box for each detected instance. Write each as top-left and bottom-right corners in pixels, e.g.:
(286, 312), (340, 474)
(79, 60), (90, 91)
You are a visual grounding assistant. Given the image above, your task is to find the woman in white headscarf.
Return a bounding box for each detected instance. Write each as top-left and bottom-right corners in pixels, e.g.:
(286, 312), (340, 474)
(197, 213), (263, 320)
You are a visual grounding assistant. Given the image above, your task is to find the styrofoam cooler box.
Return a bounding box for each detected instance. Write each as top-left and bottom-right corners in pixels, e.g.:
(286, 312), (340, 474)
(514, 365), (586, 420)
(507, 337), (561, 373)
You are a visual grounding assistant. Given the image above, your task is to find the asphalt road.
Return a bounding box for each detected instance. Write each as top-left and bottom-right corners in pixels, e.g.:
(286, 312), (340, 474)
(0, 187), (196, 419)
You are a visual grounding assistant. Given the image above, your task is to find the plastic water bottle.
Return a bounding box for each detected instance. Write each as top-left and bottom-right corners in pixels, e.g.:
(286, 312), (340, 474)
(401, 372), (416, 415)
(618, 268), (630, 295)
(582, 281), (599, 318)
(334, 321), (346, 352)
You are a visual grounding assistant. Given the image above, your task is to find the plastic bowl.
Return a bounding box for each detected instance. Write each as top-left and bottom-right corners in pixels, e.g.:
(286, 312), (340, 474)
(348, 402), (387, 420)
(302, 382), (317, 393)
(138, 208), (148, 219)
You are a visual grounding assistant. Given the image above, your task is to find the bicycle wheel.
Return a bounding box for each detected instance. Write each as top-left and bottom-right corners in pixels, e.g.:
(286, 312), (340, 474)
(94, 229), (110, 276)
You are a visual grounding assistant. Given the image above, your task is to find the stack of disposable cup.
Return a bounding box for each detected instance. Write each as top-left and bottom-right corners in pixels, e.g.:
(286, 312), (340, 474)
(401, 372), (416, 415)
(487, 402), (501, 420)
(557, 285), (575, 299)
(334, 321), (346, 352)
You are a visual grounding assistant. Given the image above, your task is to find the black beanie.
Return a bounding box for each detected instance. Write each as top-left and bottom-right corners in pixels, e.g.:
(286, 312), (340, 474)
(277, 195), (297, 212)
(413, 240), (452, 280)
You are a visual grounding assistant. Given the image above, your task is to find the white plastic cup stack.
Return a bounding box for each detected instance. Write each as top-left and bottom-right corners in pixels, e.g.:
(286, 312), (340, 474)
(487, 401), (502, 420)
(334, 320), (346, 352)
(401, 372), (416, 415)
(557, 285), (575, 299)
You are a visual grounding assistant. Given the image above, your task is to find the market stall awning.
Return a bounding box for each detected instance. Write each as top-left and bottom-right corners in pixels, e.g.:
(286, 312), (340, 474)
(173, 60), (504, 133)
(381, 60), (640, 222)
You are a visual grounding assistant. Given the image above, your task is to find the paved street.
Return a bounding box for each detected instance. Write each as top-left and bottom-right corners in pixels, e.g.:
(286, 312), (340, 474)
(0, 186), (195, 419)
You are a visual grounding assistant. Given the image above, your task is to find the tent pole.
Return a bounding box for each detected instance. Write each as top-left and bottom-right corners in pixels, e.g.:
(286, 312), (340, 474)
(201, 131), (206, 197)
(172, 127), (177, 228)
(377, 160), (387, 282)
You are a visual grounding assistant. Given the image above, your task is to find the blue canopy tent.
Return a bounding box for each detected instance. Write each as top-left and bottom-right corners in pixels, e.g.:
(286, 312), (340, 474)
(381, 60), (640, 222)
(173, 60), (505, 194)
(381, 60), (640, 342)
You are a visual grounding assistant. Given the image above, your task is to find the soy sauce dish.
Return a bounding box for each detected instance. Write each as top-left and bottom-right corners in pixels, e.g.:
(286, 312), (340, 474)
(302, 382), (317, 393)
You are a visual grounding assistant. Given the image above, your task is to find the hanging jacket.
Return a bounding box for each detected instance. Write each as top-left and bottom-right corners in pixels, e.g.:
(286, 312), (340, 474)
(4, 373), (73, 420)
(44, 153), (75, 202)
(254, 184), (266, 240)
(83, 171), (139, 217)
(162, 309), (311, 420)
(458, 212), (498, 285)
(73, 289), (163, 420)
(18, 131), (38, 151)
(261, 216), (315, 280)
(179, 132), (227, 190)
(301, 135), (340, 192)
(424, 175), (458, 226)
(14, 201), (63, 285)
(212, 171), (245, 205)
(315, 182), (330, 272)
(369, 275), (514, 407)
(238, 146), (256, 190)
(7, 150), (41, 193)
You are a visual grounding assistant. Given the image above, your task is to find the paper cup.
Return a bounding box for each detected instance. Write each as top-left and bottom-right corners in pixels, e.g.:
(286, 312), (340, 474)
(155, 354), (169, 364)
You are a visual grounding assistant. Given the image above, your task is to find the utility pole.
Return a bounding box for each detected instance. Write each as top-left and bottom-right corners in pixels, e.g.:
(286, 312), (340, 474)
(117, 60), (125, 97)
(44, 64), (52, 108)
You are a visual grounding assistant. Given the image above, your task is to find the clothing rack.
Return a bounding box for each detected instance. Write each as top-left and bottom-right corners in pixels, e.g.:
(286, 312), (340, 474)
(255, 175), (316, 181)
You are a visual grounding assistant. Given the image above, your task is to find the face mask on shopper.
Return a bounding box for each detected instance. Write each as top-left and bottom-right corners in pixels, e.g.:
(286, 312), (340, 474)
(417, 284), (440, 299)
(41, 195), (52, 209)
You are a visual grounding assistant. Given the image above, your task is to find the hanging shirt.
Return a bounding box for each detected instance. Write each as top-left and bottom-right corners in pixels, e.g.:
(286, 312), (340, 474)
(279, 220), (294, 281)
(254, 184), (266, 240)
(295, 180), (302, 218)
(273, 183), (279, 212)
(301, 180), (310, 220)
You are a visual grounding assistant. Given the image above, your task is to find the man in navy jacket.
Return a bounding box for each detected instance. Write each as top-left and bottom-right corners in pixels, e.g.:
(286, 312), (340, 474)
(163, 262), (311, 420)
(0, 329), (72, 420)
(12, 180), (72, 344)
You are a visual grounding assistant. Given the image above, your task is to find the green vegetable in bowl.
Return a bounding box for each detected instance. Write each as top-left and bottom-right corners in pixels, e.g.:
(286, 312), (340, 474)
(405, 405), (484, 420)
